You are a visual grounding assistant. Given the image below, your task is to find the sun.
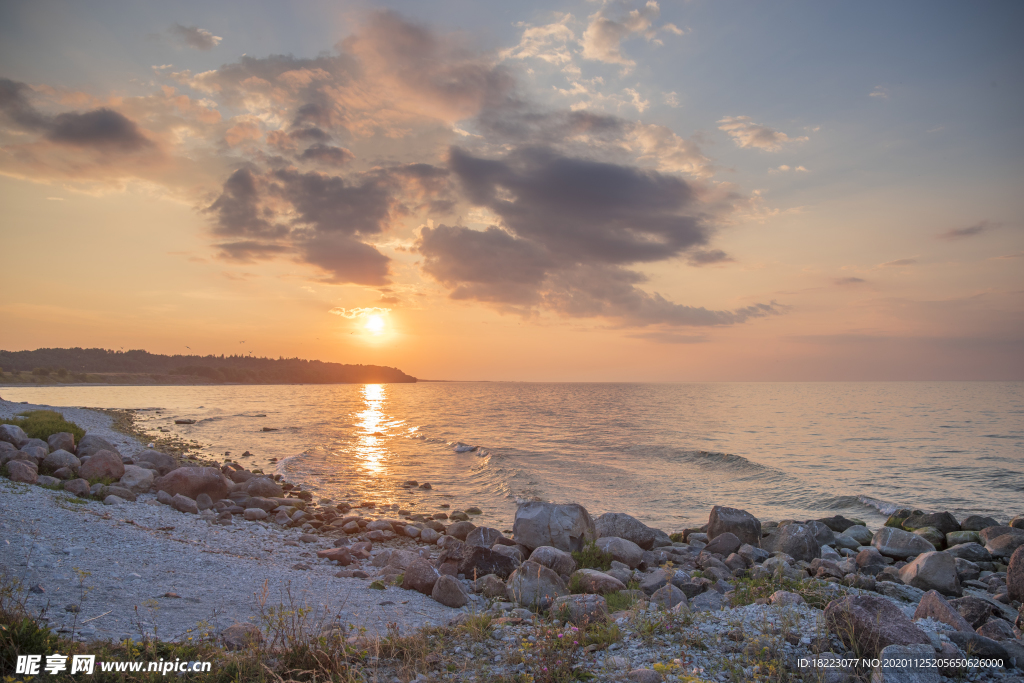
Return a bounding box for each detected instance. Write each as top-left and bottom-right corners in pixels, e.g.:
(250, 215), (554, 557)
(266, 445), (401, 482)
(365, 315), (386, 334)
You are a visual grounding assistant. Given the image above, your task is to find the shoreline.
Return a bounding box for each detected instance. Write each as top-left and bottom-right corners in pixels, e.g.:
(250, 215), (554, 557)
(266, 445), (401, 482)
(2, 397), (1023, 681)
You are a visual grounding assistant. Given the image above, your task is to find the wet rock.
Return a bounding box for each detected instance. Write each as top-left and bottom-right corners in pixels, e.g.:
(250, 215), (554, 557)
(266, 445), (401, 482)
(78, 450), (125, 481)
(824, 595), (930, 658)
(912, 527), (945, 550)
(134, 450), (177, 476)
(172, 494), (199, 514)
(551, 594), (608, 625)
(506, 561), (568, 609)
(42, 449), (79, 473)
(985, 528), (1024, 560)
(707, 505), (761, 547)
(913, 590), (973, 632)
(431, 575), (469, 608)
(512, 501), (596, 553)
(244, 476), (283, 498)
(817, 515), (860, 533)
(465, 526), (504, 548)
(570, 569), (626, 594)
(596, 536), (643, 569)
(222, 623), (262, 651)
(529, 546), (577, 576)
(763, 523), (820, 562)
(871, 527), (935, 560)
(902, 512), (960, 535)
(402, 557), (440, 595)
(448, 511), (469, 521)
(593, 512), (657, 550)
(6, 459), (38, 483)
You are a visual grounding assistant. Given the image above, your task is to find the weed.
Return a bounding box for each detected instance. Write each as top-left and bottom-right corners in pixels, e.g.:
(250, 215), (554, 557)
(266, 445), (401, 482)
(571, 542), (612, 572)
(0, 410), (85, 441)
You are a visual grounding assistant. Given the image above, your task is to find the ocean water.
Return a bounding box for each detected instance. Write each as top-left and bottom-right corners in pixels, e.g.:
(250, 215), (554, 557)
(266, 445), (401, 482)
(2, 382), (1021, 532)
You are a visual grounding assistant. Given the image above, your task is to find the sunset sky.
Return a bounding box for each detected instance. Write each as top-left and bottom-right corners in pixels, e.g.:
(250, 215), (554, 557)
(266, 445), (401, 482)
(1, 0), (1021, 381)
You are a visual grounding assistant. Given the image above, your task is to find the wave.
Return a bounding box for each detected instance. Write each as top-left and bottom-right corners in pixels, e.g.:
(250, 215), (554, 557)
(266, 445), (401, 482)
(449, 441), (489, 456)
(672, 449), (771, 474)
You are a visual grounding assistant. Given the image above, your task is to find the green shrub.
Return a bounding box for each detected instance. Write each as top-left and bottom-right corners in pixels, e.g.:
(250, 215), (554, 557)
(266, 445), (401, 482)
(31, 367), (50, 376)
(571, 541), (613, 571)
(604, 590), (640, 613)
(0, 410), (85, 441)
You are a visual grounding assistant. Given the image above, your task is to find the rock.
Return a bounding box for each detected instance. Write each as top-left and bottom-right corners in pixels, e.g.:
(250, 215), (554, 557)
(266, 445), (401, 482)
(156, 467), (228, 502)
(472, 574), (506, 599)
(832, 533), (860, 551)
(570, 569), (626, 594)
(403, 525), (421, 538)
(118, 465), (155, 493)
(703, 532), (741, 557)
(431, 575), (469, 608)
(979, 525), (1018, 543)
(529, 546), (577, 576)
(912, 527), (945, 549)
(960, 515), (1001, 532)
(506, 561), (568, 609)
(944, 542), (992, 563)
(690, 590), (723, 612)
(172, 494), (200, 514)
(976, 618), (1015, 641)
(222, 623), (262, 651)
(52, 467), (74, 480)
(738, 543), (770, 565)
(63, 478), (91, 497)
(103, 495), (125, 506)
(445, 521), (477, 540)
(101, 485), (136, 502)
(317, 548), (352, 566)
(768, 590), (804, 607)
(871, 526), (936, 560)
(19, 446), (47, 464)
(448, 510), (468, 521)
(46, 432), (75, 453)
(0, 424), (29, 447)
(638, 568), (672, 595)
(1006, 545), (1023, 602)
(6, 459), (38, 483)
(134, 450), (177, 475)
(913, 590), (974, 632)
(453, 545), (520, 580)
(902, 512), (960, 535)
(807, 520), (836, 547)
(419, 528), (440, 543)
(844, 525), (873, 546)
(156, 489), (173, 505)
(954, 557), (980, 581)
(763, 523), (821, 562)
(42, 449), (79, 473)
(947, 596), (998, 628)
(512, 501), (595, 553)
(76, 434), (119, 459)
(245, 497), (278, 512)
(402, 558), (440, 595)
(945, 631), (1009, 661)
(650, 584), (687, 610)
(551, 594), (608, 625)
(1010, 515), (1024, 530)
(365, 520), (393, 533)
(945, 530), (982, 547)
(985, 529), (1024, 559)
(593, 512), (657, 550)
(872, 644), (940, 683)
(596, 536), (643, 569)
(824, 595), (931, 658)
(876, 582), (925, 603)
(817, 515), (859, 533)
(244, 508), (268, 521)
(465, 526), (504, 548)
(707, 505), (761, 547)
(244, 476), (283, 498)
(77, 450), (125, 481)
(626, 669), (662, 683)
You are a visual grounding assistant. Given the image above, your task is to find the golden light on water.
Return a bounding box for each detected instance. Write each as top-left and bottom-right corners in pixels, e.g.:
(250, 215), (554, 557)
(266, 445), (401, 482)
(355, 383), (387, 476)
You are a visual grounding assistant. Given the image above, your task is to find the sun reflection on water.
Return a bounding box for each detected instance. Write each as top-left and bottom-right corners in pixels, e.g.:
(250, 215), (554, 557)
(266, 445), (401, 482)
(355, 384), (388, 478)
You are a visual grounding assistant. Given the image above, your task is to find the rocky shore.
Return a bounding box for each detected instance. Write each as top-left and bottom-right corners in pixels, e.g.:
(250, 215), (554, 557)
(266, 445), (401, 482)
(2, 398), (1024, 682)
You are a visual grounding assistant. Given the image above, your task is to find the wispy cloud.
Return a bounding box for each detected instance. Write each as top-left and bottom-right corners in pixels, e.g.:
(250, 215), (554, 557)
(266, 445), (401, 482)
(580, 1), (678, 68)
(835, 277), (866, 285)
(718, 116), (808, 152)
(937, 220), (996, 240)
(329, 307), (390, 319)
(878, 258), (917, 268)
(169, 24), (222, 51)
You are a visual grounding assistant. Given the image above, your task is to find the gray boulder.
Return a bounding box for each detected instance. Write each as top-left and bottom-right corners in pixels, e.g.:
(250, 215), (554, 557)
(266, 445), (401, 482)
(431, 575), (469, 608)
(872, 644), (940, 683)
(843, 525), (873, 546)
(593, 512), (657, 550)
(902, 511), (960, 535)
(807, 521), (836, 547)
(172, 494), (199, 514)
(42, 449), (80, 473)
(47, 432), (75, 453)
(118, 465), (155, 493)
(703, 532), (741, 556)
(824, 595), (931, 658)
(570, 569), (626, 594)
(529, 546), (576, 576)
(650, 584), (687, 610)
(78, 450), (125, 481)
(871, 526), (935, 560)
(944, 542), (992, 563)
(898, 551), (961, 596)
(551, 594), (608, 625)
(6, 459), (38, 483)
(707, 506), (761, 547)
(402, 557), (440, 595)
(0, 424), (29, 447)
(763, 523), (820, 562)
(596, 536), (643, 569)
(690, 590), (723, 612)
(134, 450), (177, 475)
(959, 515), (1000, 532)
(1007, 545), (1023, 603)
(506, 561), (568, 609)
(512, 502), (595, 552)
(465, 526), (504, 548)
(76, 434), (119, 459)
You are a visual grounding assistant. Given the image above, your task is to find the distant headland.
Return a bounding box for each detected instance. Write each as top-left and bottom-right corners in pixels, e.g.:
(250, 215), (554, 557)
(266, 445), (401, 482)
(0, 347), (417, 385)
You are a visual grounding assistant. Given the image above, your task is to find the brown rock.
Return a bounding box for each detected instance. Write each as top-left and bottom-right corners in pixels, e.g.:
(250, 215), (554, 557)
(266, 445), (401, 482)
(172, 494), (199, 514)
(913, 590), (974, 632)
(1007, 544), (1023, 602)
(570, 568), (626, 594)
(47, 432), (75, 454)
(134, 450), (177, 475)
(707, 505), (762, 547)
(431, 575), (469, 608)
(63, 478), (90, 497)
(156, 467), (228, 502)
(948, 596), (998, 628)
(77, 450), (125, 481)
(472, 574), (506, 598)
(824, 595), (931, 658)
(445, 520), (476, 540)
(552, 593), (609, 625)
(6, 459), (38, 483)
(402, 558), (440, 595)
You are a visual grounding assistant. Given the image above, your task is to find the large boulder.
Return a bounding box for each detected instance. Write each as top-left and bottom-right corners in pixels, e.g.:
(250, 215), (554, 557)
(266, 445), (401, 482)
(76, 434), (119, 459)
(570, 569), (626, 594)
(763, 523), (820, 562)
(42, 449), (80, 473)
(871, 526), (935, 560)
(843, 525), (873, 546)
(807, 521), (835, 547)
(824, 595), (931, 658)
(118, 465), (156, 493)
(0, 424), (29, 447)
(445, 521), (477, 541)
(902, 512), (960, 535)
(47, 432), (75, 454)
(944, 542), (992, 563)
(465, 527), (504, 548)
(454, 545), (520, 580)
(551, 594), (608, 625)
(431, 575), (469, 608)
(134, 450), (178, 475)
(596, 536), (643, 569)
(529, 546), (577, 576)
(78, 450), (125, 481)
(984, 528), (1024, 560)
(506, 561), (568, 609)
(512, 502), (595, 553)
(899, 553), (959, 599)
(707, 506), (761, 547)
(913, 591), (973, 632)
(401, 557), (440, 595)
(703, 532), (741, 557)
(244, 476), (282, 498)
(1007, 545), (1024, 603)
(156, 467), (229, 502)
(593, 512), (657, 550)
(6, 459), (38, 483)
(872, 644), (940, 683)
(959, 515), (1000, 532)
(948, 596), (998, 629)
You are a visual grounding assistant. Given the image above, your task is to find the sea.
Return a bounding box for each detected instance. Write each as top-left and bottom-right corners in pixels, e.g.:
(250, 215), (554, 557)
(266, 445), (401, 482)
(1, 382), (1021, 532)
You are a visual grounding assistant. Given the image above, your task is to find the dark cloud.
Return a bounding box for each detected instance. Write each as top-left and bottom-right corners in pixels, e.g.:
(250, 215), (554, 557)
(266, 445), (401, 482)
(299, 143), (354, 167)
(299, 232), (390, 285)
(0, 78), (151, 152)
(879, 258), (917, 267)
(835, 277), (866, 285)
(290, 126), (332, 142)
(169, 24), (222, 51)
(937, 220), (996, 240)
(215, 240), (290, 262)
(687, 249), (733, 266)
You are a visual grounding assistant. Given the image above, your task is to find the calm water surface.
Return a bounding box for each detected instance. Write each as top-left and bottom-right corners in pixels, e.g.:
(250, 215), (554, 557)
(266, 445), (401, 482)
(2, 382), (1021, 531)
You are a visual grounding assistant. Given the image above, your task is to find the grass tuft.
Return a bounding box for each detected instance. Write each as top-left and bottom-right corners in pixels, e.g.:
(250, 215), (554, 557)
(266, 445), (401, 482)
(0, 410), (85, 442)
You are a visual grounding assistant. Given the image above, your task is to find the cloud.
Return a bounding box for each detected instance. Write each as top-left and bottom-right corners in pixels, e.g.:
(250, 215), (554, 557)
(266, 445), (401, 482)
(879, 258), (917, 268)
(718, 116), (808, 152)
(169, 24), (222, 51)
(580, 1), (671, 67)
(937, 220), (996, 240)
(500, 13), (576, 64)
(769, 164), (808, 174)
(627, 331), (707, 344)
(869, 86), (888, 99)
(329, 306), (390, 318)
(298, 143), (354, 167)
(687, 249), (733, 266)
(835, 277), (866, 285)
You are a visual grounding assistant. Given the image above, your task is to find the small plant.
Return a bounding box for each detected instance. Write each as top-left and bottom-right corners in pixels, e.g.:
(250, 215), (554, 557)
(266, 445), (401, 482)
(604, 590), (640, 613)
(0, 410), (85, 441)
(571, 541), (612, 571)
(670, 532), (684, 543)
